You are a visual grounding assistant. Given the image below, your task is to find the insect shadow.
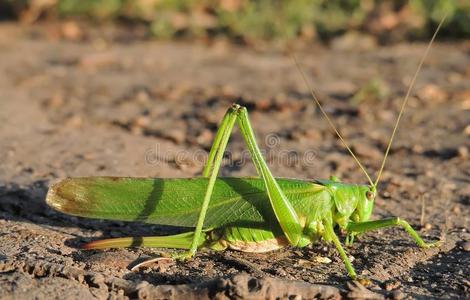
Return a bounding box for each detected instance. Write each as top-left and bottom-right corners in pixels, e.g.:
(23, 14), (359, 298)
(0, 180), (188, 249)
(0, 180), (51, 224)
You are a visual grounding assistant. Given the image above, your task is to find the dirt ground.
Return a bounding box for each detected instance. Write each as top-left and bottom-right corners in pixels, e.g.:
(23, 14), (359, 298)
(0, 23), (469, 299)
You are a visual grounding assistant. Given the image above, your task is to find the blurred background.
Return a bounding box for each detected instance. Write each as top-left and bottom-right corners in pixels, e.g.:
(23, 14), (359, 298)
(0, 1), (469, 298)
(0, 0), (468, 43)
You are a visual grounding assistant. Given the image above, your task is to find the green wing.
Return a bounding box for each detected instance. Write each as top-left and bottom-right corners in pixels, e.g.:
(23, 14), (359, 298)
(46, 177), (325, 228)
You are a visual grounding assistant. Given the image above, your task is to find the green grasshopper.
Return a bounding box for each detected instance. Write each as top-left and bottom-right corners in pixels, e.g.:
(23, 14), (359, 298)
(46, 18), (446, 279)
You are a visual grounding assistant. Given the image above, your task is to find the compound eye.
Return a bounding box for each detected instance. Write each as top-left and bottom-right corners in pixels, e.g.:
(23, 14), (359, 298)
(366, 191), (374, 200)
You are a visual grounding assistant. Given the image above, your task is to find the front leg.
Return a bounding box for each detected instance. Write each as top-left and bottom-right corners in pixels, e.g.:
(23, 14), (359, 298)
(323, 220), (357, 279)
(346, 217), (441, 248)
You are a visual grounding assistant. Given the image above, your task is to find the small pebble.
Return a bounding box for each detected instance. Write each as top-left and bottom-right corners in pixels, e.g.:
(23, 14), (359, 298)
(65, 115), (83, 128)
(135, 90), (150, 103)
(392, 290), (405, 300)
(196, 129), (213, 146)
(255, 98), (271, 110)
(357, 278), (372, 287)
(382, 191), (391, 199)
(133, 116), (150, 128)
(164, 129), (186, 144)
(457, 146), (468, 158)
(61, 21), (83, 41)
(314, 256), (332, 264)
(351, 142), (382, 160)
(418, 84), (447, 103)
(464, 125), (470, 136)
(461, 241), (470, 252)
(46, 92), (65, 108)
(304, 128), (322, 140)
(412, 144), (424, 154)
(425, 170), (434, 177)
(384, 280), (401, 291)
(275, 268), (287, 276)
(297, 259), (313, 267)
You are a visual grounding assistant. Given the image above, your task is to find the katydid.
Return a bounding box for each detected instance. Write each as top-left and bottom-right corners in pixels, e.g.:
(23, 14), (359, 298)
(46, 17), (446, 279)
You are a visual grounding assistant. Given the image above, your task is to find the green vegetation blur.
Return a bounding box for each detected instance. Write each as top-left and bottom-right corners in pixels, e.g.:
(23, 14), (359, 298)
(1, 0), (468, 41)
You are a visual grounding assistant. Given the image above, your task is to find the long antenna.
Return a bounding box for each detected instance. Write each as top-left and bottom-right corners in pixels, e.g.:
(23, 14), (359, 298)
(293, 56), (374, 187)
(374, 14), (447, 187)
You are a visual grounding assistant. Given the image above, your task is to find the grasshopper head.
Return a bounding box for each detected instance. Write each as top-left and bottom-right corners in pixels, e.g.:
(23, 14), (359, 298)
(318, 178), (376, 227)
(354, 185), (376, 222)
